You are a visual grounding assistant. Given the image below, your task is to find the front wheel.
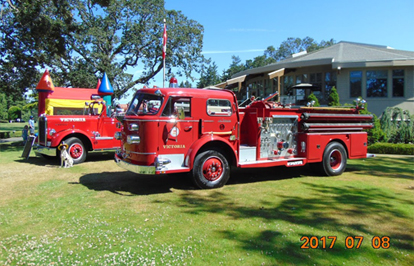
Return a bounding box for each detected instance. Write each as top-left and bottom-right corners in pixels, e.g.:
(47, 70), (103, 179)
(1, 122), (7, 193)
(64, 137), (87, 164)
(192, 150), (230, 189)
(322, 142), (347, 176)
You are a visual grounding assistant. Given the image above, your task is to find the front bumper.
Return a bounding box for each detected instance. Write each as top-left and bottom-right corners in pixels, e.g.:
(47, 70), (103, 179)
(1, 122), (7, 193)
(35, 145), (57, 157)
(114, 153), (156, 175)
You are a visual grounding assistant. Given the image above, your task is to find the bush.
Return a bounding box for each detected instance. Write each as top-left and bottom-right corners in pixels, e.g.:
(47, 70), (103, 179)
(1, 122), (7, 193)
(8, 106), (21, 121)
(307, 92), (320, 107)
(368, 143), (414, 155)
(328, 87), (340, 106)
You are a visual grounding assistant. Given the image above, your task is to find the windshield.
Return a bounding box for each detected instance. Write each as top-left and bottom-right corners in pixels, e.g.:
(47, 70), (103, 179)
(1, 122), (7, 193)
(126, 93), (163, 116)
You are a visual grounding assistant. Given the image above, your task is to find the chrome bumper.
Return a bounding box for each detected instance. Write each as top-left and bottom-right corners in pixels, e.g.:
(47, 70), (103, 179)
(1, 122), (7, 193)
(114, 153), (155, 175)
(35, 145), (57, 157)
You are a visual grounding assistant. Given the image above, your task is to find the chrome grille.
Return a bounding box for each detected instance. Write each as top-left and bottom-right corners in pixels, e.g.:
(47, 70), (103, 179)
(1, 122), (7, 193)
(38, 116), (47, 144)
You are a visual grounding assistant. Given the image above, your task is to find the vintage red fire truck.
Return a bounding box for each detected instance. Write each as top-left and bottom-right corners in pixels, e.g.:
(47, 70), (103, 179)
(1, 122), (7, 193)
(36, 100), (121, 164)
(114, 87), (373, 189)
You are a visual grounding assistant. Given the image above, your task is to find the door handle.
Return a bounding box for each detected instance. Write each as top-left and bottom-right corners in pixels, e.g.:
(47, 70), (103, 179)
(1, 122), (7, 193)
(184, 126), (192, 131)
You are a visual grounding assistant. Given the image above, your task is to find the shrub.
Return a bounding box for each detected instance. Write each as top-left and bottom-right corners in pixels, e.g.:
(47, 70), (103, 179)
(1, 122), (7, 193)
(328, 87), (340, 106)
(368, 143), (414, 155)
(8, 106), (21, 121)
(380, 107), (414, 144)
(307, 92), (320, 107)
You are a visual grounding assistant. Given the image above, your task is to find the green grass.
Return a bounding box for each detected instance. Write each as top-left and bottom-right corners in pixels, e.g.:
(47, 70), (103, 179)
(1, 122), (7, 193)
(0, 142), (413, 265)
(0, 122), (37, 138)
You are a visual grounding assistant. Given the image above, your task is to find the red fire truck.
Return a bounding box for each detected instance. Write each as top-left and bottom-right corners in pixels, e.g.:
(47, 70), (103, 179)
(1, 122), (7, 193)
(36, 100), (121, 164)
(114, 87), (373, 189)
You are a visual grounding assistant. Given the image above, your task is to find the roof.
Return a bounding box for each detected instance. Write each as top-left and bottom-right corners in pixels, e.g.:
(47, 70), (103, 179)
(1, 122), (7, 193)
(48, 87), (101, 100)
(232, 41), (414, 78)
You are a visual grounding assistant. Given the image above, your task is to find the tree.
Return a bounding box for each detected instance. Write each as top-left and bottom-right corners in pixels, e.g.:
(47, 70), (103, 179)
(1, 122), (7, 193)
(307, 93), (320, 107)
(221, 56), (247, 81)
(380, 107), (413, 143)
(8, 106), (21, 121)
(0, 0), (76, 101)
(0, 93), (8, 120)
(1, 0), (205, 101)
(197, 62), (221, 88)
(328, 87), (340, 106)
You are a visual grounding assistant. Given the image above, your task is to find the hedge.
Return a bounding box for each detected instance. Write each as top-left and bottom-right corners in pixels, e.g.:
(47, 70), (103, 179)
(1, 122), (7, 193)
(368, 143), (414, 155)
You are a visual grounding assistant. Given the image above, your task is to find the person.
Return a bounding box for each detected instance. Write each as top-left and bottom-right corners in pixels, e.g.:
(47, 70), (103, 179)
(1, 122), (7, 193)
(22, 125), (28, 145)
(29, 116), (35, 135)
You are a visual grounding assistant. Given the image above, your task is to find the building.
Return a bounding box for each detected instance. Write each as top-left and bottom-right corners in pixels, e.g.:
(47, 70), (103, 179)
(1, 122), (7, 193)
(218, 41), (414, 116)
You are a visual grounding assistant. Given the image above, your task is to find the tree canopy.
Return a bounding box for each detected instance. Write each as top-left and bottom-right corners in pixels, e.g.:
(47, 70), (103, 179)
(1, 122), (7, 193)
(1, 0), (205, 100)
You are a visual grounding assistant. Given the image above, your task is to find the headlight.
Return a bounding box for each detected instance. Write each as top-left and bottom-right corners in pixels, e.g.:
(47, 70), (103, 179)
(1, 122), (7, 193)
(129, 123), (139, 131)
(127, 135), (140, 144)
(49, 129), (56, 136)
(114, 132), (122, 140)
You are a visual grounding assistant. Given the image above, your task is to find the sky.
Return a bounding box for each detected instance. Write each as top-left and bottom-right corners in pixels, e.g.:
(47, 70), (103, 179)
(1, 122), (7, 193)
(144, 0), (414, 88)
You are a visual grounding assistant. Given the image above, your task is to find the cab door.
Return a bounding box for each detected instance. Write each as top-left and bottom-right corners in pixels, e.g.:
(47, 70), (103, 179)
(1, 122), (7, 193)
(158, 97), (196, 168)
(202, 98), (238, 142)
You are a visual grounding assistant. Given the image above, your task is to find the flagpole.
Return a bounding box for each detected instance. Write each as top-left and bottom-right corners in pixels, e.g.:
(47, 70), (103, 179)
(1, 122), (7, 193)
(163, 19), (166, 88)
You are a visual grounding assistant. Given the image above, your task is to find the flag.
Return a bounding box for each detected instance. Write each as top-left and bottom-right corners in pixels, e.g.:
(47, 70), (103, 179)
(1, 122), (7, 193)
(162, 22), (167, 60)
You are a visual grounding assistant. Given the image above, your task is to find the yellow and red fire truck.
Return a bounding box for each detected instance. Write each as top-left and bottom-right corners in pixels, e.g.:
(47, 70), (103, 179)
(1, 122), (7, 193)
(114, 87), (373, 189)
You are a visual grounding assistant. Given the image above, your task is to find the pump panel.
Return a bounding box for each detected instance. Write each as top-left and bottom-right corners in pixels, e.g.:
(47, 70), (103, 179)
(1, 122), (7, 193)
(259, 115), (298, 158)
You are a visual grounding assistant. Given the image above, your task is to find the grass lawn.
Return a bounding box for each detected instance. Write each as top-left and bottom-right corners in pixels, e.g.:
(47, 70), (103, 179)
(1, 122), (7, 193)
(0, 122), (37, 138)
(0, 141), (413, 265)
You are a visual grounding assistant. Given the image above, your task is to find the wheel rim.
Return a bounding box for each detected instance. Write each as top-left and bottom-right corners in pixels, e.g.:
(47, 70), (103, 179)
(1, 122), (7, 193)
(329, 149), (342, 170)
(202, 156), (223, 181)
(69, 143), (83, 159)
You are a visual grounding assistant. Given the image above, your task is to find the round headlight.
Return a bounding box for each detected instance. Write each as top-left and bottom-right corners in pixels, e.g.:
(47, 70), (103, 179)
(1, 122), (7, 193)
(49, 129), (56, 136)
(114, 132), (122, 140)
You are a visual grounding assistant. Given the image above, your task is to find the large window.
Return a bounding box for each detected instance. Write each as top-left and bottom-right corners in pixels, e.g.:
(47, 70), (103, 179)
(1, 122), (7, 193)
(366, 70), (388, 98)
(325, 72), (337, 100)
(283, 76), (294, 95)
(392, 69), (404, 97)
(310, 73), (322, 101)
(350, 71), (362, 98)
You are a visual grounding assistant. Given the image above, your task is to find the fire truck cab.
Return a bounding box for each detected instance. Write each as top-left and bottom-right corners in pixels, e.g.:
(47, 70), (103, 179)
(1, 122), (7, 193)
(114, 87), (373, 189)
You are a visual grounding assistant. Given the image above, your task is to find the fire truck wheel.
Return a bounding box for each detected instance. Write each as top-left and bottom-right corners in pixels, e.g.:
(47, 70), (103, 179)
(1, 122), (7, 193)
(64, 137), (87, 164)
(322, 142), (347, 176)
(192, 150), (230, 189)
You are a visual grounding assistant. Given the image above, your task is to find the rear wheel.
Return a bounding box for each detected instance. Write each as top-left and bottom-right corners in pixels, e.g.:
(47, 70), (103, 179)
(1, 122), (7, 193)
(322, 142), (347, 176)
(64, 137), (87, 164)
(192, 150), (230, 189)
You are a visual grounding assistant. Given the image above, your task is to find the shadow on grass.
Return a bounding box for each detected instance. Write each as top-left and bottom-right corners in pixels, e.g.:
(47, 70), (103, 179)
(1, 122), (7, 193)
(79, 171), (195, 195)
(174, 183), (414, 265)
(0, 141), (25, 152)
(347, 157), (414, 180)
(78, 165), (309, 196)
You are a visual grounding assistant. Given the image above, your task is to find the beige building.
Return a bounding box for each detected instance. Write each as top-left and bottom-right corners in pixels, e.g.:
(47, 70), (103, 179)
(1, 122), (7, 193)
(218, 42), (414, 116)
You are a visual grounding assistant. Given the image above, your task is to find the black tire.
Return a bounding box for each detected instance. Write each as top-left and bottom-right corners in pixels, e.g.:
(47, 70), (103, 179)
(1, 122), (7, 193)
(192, 150), (230, 189)
(63, 137), (87, 164)
(322, 142), (347, 176)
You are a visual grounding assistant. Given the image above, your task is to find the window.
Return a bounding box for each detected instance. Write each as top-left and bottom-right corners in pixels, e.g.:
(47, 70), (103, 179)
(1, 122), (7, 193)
(366, 70), (387, 97)
(325, 72), (337, 100)
(350, 71), (362, 98)
(392, 69), (404, 97)
(283, 76), (294, 95)
(310, 73), (322, 101)
(207, 99), (232, 116)
(162, 97), (191, 117)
